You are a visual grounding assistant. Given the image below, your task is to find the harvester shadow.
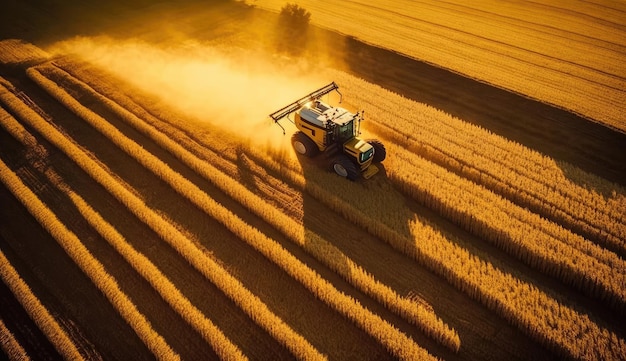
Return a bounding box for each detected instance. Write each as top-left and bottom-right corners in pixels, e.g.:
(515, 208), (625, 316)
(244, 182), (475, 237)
(232, 146), (402, 359)
(293, 152), (422, 360)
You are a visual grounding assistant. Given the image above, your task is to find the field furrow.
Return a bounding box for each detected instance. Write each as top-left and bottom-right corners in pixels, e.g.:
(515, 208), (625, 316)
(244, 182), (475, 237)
(4, 110), (247, 360)
(0, 247), (82, 361)
(0, 125), (150, 360)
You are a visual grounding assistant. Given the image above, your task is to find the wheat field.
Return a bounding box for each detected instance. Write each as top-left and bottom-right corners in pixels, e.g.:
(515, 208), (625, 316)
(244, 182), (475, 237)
(1, 1), (625, 360)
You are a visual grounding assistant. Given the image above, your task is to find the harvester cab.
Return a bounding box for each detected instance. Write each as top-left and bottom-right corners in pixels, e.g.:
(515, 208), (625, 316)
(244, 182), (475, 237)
(270, 82), (386, 180)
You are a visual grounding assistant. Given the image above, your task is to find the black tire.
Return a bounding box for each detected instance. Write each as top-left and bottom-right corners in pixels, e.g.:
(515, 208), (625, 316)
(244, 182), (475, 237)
(331, 155), (359, 180)
(368, 139), (386, 163)
(291, 131), (319, 157)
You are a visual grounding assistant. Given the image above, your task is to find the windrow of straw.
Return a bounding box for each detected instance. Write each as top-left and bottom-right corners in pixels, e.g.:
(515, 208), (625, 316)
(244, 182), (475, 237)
(62, 186), (248, 361)
(44, 62), (460, 352)
(0, 317), (30, 361)
(29, 64), (437, 361)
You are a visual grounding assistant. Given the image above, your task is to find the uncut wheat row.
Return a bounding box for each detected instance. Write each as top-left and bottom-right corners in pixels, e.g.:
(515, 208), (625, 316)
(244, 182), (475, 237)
(7, 72), (325, 361)
(338, 68), (626, 212)
(335, 72), (626, 254)
(29, 65), (437, 361)
(385, 143), (626, 311)
(370, 121), (626, 256)
(371, 119), (626, 255)
(246, 144), (626, 361)
(47, 61), (461, 352)
(3, 110), (247, 360)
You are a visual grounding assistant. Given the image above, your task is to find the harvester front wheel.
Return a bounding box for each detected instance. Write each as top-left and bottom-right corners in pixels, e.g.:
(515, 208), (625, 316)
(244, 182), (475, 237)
(331, 155), (359, 180)
(291, 131), (319, 157)
(368, 139), (387, 163)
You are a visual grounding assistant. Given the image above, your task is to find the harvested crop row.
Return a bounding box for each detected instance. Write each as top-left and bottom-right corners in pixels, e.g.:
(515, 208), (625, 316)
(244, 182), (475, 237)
(385, 143), (626, 312)
(335, 72), (626, 254)
(47, 62), (460, 352)
(1, 109), (246, 361)
(0, 156), (178, 361)
(30, 65), (437, 361)
(3, 73), (324, 361)
(245, 145), (626, 361)
(0, 246), (81, 361)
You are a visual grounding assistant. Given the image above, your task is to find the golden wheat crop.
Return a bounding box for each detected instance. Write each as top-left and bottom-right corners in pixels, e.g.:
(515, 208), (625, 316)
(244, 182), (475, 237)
(384, 143), (626, 311)
(0, 318), (30, 361)
(254, 0), (626, 130)
(46, 61), (460, 352)
(3, 73), (324, 361)
(0, 157), (178, 361)
(246, 143), (626, 361)
(29, 64), (437, 361)
(334, 71), (626, 255)
(0, 247), (82, 361)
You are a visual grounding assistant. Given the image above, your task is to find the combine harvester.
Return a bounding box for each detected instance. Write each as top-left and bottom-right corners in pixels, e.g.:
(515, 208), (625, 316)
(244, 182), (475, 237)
(270, 82), (386, 180)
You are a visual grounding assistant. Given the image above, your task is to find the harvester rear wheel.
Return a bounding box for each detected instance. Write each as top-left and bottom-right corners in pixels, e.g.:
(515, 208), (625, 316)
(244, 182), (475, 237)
(331, 155), (359, 180)
(368, 139), (387, 163)
(291, 131), (319, 157)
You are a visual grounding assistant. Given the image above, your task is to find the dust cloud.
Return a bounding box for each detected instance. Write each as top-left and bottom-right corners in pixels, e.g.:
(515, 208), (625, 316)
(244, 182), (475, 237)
(51, 36), (329, 148)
